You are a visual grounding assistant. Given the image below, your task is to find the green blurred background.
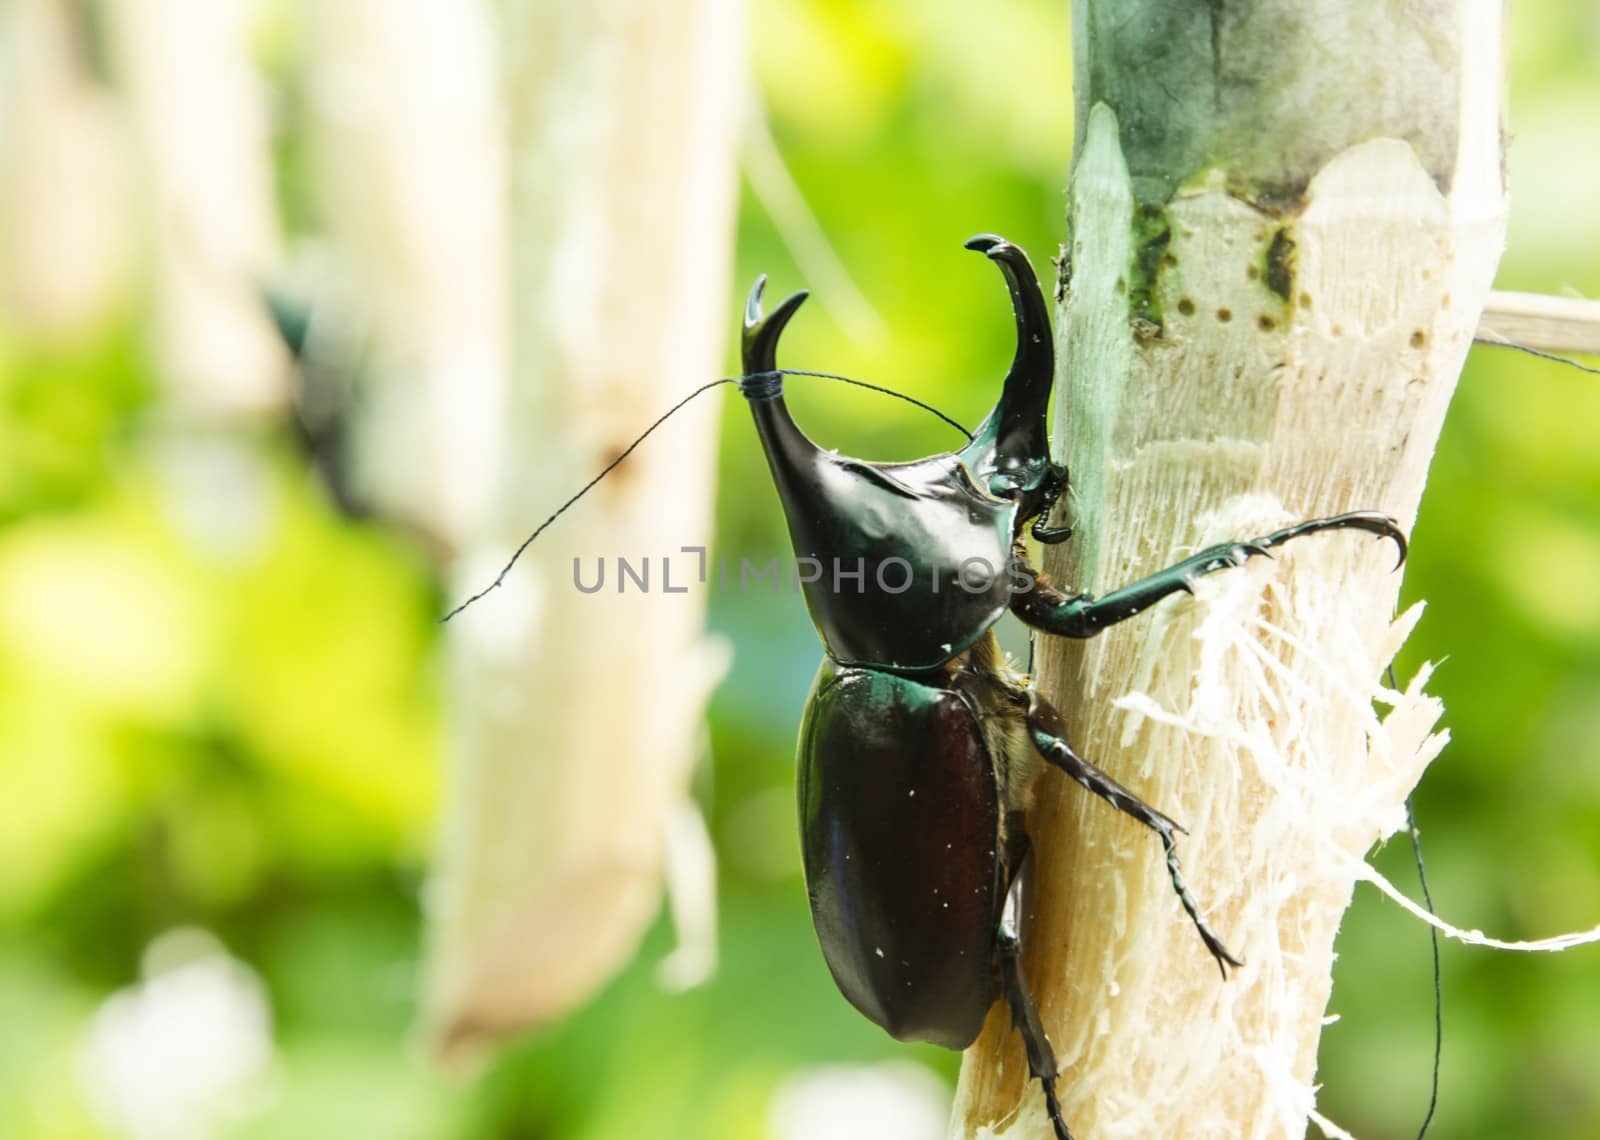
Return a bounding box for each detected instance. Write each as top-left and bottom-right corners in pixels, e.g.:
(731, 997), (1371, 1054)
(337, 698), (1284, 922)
(2, 1), (1598, 1138)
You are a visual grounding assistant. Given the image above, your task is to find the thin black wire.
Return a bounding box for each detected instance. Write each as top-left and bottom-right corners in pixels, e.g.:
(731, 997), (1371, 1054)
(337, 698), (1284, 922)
(439, 369), (972, 622)
(779, 368), (974, 440)
(1403, 320), (1600, 1130)
(1405, 796), (1443, 1140)
(1391, 325), (1594, 1135)
(1473, 335), (1600, 375)
(439, 377), (731, 622)
(1386, 662), (1442, 1140)
(1407, 328), (1598, 1131)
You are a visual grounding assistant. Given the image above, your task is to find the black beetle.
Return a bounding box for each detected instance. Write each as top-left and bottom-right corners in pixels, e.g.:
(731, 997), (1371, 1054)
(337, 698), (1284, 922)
(736, 234), (1406, 1140)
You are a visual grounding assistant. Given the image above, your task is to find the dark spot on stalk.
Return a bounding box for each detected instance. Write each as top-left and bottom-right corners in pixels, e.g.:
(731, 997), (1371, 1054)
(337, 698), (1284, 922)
(1265, 228), (1296, 302)
(1053, 244), (1072, 303)
(1129, 203), (1172, 330)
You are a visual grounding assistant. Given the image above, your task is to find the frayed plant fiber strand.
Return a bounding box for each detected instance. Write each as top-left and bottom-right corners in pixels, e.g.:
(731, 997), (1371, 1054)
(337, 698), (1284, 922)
(1351, 862), (1600, 953)
(1307, 1108), (1359, 1140)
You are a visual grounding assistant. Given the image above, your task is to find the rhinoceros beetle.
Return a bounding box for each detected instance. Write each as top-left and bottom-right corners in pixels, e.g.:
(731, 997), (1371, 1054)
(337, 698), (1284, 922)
(445, 233), (1407, 1140)
(736, 235), (1406, 1140)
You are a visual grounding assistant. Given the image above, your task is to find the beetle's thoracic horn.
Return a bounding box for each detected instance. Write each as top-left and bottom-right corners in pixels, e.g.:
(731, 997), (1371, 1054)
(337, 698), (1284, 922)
(958, 235), (1058, 504)
(963, 233), (1054, 421)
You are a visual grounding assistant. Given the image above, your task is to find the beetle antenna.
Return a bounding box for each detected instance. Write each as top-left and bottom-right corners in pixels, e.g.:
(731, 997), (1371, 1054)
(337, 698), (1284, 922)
(440, 370), (972, 622)
(1472, 334), (1600, 375)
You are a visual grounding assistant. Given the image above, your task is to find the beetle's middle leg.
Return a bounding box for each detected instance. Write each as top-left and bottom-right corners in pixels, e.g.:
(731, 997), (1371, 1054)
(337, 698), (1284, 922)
(1027, 695), (1243, 977)
(996, 863), (1074, 1140)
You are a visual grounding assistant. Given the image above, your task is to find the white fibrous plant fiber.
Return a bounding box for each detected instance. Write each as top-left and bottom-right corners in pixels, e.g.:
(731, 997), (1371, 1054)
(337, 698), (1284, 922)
(1091, 496), (1446, 1140)
(969, 493), (1446, 1140)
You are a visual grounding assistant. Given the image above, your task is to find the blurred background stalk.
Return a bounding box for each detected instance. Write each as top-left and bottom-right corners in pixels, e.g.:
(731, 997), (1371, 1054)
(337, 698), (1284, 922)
(1, 0), (131, 341)
(298, 0), (509, 551)
(106, 0), (290, 422)
(421, 0), (742, 1058)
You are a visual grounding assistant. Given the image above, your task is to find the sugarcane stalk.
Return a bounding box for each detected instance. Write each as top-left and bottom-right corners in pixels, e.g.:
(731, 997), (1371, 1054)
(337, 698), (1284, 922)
(954, 2), (1506, 1136)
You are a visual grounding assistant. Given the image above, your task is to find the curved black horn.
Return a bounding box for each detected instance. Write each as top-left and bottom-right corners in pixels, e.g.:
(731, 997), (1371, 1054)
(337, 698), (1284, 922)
(964, 233), (1053, 394)
(743, 276), (810, 376)
(956, 235), (1059, 508)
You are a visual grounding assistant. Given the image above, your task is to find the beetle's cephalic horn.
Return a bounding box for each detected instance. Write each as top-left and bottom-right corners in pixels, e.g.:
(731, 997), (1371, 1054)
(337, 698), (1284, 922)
(958, 235), (1058, 503)
(743, 275), (810, 377)
(738, 277), (826, 516)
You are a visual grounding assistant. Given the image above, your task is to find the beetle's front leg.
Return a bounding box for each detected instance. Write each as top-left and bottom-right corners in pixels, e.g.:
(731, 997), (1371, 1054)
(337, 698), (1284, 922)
(995, 865), (1074, 1140)
(1011, 510), (1406, 637)
(1028, 695), (1243, 977)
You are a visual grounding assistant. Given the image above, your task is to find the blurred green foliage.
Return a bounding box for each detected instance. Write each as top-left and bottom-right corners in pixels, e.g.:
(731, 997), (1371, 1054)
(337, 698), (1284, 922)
(2, 2), (1598, 1139)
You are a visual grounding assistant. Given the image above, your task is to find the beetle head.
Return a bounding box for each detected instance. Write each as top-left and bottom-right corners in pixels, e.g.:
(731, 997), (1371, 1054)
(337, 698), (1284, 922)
(737, 238), (1064, 671)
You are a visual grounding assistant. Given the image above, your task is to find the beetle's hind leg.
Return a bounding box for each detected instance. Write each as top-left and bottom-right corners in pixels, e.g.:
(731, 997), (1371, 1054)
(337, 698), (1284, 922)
(996, 866), (1075, 1140)
(1027, 696), (1243, 977)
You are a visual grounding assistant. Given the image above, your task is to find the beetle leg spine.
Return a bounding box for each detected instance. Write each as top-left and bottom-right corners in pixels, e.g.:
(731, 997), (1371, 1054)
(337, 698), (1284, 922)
(1026, 703), (1244, 976)
(997, 876), (1075, 1140)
